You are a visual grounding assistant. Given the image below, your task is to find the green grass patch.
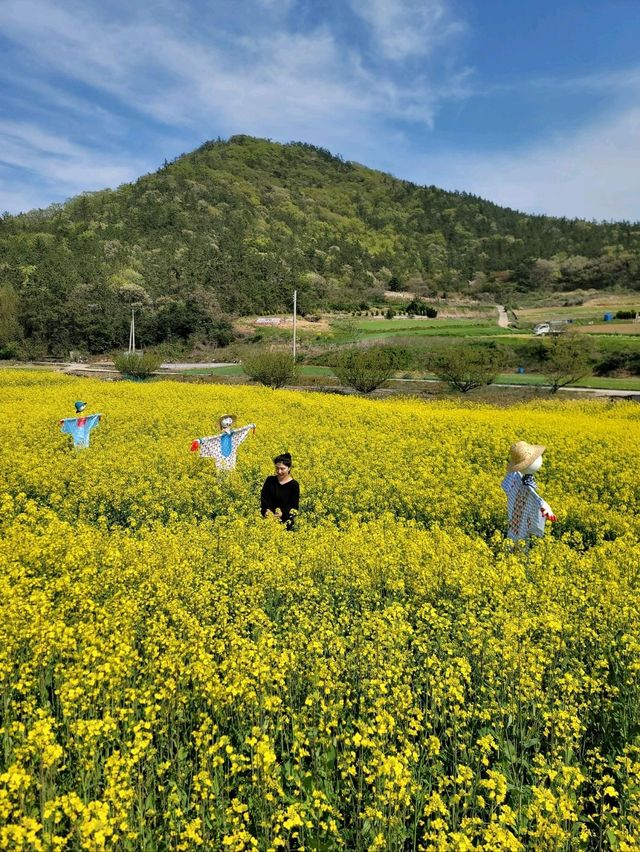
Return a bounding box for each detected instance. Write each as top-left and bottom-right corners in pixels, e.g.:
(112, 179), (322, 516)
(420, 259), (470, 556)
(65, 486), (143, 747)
(570, 375), (640, 390)
(493, 373), (640, 391)
(354, 317), (498, 331)
(358, 325), (526, 342)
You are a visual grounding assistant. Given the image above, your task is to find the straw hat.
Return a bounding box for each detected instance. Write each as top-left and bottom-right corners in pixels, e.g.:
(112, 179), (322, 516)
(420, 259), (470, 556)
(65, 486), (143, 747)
(219, 414), (236, 429)
(507, 440), (545, 473)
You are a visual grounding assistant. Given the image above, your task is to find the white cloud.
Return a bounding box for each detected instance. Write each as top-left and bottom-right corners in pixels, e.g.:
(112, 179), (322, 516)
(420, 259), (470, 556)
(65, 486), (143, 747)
(0, 0), (132, 81)
(1, 0), (638, 222)
(0, 0), (462, 169)
(348, 0), (465, 60)
(0, 121), (141, 211)
(144, 29), (365, 125)
(408, 107), (640, 221)
(0, 0), (430, 211)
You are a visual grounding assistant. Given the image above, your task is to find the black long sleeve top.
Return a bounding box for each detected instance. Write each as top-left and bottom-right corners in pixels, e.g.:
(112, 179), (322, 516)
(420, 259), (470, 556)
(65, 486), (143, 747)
(260, 477), (300, 528)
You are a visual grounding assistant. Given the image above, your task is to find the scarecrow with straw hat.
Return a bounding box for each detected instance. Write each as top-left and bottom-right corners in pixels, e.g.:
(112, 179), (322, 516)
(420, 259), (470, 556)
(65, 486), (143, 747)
(190, 414), (255, 470)
(502, 441), (556, 542)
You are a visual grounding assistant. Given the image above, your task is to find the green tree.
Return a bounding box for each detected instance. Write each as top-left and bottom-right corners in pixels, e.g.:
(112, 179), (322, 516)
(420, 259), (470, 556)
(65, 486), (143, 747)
(114, 352), (162, 379)
(243, 350), (298, 389)
(407, 300), (438, 318)
(430, 344), (507, 393)
(528, 258), (560, 290)
(541, 332), (596, 393)
(0, 283), (22, 349)
(333, 346), (396, 394)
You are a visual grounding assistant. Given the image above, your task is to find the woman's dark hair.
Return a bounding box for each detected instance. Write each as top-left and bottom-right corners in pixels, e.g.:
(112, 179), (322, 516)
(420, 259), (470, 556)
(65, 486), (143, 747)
(273, 452), (292, 468)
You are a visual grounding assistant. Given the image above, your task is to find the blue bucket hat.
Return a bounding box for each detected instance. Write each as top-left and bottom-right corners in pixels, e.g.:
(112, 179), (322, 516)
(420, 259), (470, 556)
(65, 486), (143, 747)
(75, 401), (87, 413)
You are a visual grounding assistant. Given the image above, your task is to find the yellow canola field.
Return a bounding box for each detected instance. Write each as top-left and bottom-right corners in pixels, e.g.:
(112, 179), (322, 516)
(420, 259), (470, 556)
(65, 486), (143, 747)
(1, 370), (640, 851)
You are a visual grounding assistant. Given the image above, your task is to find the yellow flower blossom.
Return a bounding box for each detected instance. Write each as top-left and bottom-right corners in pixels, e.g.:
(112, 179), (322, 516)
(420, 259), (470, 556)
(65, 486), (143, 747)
(0, 370), (639, 849)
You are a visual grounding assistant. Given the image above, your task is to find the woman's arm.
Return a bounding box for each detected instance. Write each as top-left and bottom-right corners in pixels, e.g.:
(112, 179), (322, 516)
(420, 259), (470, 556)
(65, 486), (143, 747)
(290, 480), (300, 512)
(260, 477), (272, 516)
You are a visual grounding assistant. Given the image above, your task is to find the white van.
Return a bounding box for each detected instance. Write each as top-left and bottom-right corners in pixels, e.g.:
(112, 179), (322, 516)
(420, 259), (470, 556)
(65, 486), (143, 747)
(533, 323), (551, 336)
(534, 321), (568, 336)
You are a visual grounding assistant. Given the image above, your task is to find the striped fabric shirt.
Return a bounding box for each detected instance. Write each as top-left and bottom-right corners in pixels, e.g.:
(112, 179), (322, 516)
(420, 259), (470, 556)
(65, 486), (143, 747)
(501, 471), (547, 541)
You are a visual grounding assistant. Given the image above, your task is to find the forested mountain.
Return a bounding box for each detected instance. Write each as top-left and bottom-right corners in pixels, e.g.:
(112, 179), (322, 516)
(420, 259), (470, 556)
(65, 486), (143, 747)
(1, 134), (639, 355)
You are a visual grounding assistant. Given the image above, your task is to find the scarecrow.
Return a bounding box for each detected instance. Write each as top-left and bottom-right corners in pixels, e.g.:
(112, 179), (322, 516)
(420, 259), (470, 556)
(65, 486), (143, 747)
(190, 415), (255, 470)
(60, 401), (102, 449)
(502, 441), (556, 542)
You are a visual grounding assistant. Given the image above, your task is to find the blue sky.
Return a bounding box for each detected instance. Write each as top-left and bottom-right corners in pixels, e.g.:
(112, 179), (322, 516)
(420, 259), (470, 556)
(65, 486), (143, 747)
(1, 0), (640, 220)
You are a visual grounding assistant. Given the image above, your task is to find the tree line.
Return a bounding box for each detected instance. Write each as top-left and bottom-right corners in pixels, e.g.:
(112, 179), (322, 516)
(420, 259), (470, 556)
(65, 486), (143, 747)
(1, 135), (639, 356)
(239, 334), (598, 395)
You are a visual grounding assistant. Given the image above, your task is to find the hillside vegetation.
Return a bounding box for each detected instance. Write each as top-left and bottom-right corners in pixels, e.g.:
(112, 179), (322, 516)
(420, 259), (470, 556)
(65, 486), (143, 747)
(1, 135), (639, 355)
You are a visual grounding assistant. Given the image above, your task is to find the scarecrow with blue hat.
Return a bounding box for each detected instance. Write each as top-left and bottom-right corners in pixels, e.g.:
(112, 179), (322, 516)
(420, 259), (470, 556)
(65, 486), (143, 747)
(190, 414), (255, 470)
(60, 401), (102, 449)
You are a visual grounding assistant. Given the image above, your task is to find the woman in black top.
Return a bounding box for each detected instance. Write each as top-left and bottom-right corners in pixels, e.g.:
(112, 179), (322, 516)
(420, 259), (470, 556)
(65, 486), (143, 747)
(261, 452), (300, 530)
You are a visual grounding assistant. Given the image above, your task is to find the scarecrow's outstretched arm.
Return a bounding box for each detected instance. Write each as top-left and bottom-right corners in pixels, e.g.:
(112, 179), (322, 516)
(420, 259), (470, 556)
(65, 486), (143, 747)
(540, 499), (556, 522)
(231, 424), (256, 450)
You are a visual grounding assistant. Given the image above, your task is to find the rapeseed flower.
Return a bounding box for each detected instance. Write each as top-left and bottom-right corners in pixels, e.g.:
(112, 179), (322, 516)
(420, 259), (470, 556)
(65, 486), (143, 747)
(0, 370), (639, 849)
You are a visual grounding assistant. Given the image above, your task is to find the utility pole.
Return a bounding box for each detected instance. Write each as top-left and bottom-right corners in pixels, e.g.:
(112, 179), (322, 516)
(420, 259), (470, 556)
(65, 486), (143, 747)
(128, 308), (136, 353)
(292, 290), (297, 363)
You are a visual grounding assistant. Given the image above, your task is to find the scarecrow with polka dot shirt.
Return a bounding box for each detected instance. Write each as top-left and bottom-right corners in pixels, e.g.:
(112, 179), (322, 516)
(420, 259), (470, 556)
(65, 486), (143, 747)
(190, 415), (255, 470)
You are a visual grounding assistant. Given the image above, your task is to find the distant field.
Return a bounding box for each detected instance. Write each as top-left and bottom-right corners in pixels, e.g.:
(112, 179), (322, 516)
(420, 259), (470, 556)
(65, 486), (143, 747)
(494, 373), (640, 391)
(517, 305), (639, 323)
(518, 292), (640, 311)
(583, 334), (640, 351)
(354, 317), (497, 331)
(352, 318), (525, 340)
(575, 323), (640, 335)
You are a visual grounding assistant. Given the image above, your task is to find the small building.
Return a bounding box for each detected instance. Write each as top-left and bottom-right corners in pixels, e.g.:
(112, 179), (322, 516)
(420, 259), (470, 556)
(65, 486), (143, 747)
(603, 312), (614, 321)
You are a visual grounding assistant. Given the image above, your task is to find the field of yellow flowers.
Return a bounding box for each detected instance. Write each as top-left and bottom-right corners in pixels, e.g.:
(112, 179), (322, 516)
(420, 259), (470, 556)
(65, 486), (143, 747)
(1, 369), (640, 851)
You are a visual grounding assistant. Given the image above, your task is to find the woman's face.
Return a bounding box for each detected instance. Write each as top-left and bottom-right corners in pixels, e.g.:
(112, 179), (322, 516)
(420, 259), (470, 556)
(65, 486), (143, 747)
(275, 463), (290, 480)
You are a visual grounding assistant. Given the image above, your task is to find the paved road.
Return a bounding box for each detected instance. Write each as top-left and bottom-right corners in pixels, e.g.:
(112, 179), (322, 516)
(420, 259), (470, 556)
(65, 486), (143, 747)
(496, 304), (509, 328)
(159, 362), (239, 370)
(59, 361), (236, 373)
